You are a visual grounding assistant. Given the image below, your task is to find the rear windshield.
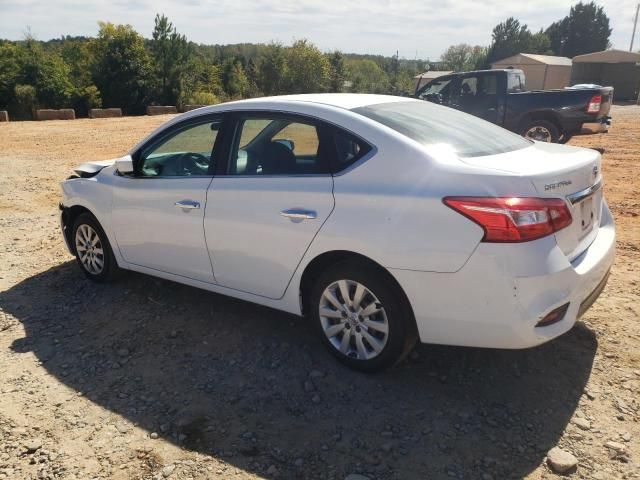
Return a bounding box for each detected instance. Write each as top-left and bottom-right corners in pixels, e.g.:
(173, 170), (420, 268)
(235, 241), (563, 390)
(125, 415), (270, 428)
(352, 101), (531, 157)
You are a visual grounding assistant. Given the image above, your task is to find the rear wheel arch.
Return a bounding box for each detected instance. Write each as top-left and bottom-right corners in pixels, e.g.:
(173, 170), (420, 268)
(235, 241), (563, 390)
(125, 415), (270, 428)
(299, 250), (416, 329)
(302, 251), (418, 370)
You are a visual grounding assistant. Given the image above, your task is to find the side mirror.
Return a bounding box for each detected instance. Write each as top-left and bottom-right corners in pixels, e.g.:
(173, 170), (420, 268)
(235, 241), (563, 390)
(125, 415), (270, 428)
(115, 155), (134, 174)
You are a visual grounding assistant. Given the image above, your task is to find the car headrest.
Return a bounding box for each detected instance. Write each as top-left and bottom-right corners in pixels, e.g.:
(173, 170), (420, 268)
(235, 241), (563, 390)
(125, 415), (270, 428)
(260, 142), (297, 174)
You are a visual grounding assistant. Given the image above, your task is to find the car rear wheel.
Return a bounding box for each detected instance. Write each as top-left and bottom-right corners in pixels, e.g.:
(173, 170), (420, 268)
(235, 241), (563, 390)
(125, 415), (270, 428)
(521, 120), (560, 143)
(310, 261), (416, 372)
(72, 213), (121, 282)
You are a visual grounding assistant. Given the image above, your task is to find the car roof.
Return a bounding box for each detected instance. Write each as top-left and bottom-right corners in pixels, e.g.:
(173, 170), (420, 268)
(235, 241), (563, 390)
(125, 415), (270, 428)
(130, 94), (418, 155)
(199, 93), (410, 112)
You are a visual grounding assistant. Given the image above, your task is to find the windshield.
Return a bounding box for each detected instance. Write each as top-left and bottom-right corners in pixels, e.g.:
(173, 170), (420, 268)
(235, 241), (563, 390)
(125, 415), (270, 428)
(352, 101), (531, 157)
(417, 78), (452, 100)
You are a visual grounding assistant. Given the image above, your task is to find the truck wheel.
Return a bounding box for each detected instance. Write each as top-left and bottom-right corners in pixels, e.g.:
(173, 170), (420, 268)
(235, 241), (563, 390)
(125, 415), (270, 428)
(559, 133), (573, 144)
(521, 120), (560, 143)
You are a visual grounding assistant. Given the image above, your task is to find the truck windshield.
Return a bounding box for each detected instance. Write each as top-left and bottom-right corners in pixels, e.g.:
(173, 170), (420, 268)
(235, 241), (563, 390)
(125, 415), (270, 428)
(353, 101), (531, 157)
(416, 78), (452, 100)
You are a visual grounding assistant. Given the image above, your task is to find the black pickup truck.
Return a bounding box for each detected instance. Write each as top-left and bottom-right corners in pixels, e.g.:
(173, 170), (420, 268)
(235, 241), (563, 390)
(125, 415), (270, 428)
(414, 69), (613, 143)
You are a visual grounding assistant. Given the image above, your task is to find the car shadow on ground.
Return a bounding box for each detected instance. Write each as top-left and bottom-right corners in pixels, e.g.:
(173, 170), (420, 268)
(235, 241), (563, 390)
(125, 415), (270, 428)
(1, 261), (597, 479)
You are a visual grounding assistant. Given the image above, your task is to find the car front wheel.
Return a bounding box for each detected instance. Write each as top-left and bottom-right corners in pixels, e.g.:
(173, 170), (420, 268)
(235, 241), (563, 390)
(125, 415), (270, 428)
(72, 213), (121, 282)
(310, 261), (416, 372)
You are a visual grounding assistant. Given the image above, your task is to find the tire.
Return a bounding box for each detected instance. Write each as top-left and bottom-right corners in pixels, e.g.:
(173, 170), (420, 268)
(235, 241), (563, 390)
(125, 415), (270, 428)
(520, 119), (560, 143)
(309, 260), (417, 372)
(72, 213), (121, 282)
(559, 133), (573, 144)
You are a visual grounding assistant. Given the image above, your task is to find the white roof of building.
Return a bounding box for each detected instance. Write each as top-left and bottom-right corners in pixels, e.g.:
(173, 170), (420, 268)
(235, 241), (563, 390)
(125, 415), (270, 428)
(492, 53), (572, 66)
(573, 49), (640, 63)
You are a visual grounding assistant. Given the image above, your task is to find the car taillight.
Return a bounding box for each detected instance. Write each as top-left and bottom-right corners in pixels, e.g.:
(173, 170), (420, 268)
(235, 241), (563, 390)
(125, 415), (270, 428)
(443, 197), (572, 242)
(586, 95), (601, 113)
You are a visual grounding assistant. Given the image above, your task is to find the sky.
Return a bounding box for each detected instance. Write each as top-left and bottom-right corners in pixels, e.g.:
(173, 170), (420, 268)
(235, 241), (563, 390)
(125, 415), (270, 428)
(0, 0), (638, 59)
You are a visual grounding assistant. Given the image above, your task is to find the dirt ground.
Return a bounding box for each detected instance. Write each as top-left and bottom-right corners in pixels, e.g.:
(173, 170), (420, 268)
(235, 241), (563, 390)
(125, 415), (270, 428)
(0, 107), (638, 480)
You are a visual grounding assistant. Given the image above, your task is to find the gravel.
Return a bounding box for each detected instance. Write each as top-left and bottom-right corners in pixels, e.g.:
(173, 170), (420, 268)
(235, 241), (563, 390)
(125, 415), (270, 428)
(0, 108), (638, 479)
(547, 447), (578, 473)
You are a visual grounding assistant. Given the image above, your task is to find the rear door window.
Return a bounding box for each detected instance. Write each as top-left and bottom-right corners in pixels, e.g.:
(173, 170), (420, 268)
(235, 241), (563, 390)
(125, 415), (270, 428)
(330, 129), (372, 173)
(228, 116), (330, 175)
(507, 73), (525, 92)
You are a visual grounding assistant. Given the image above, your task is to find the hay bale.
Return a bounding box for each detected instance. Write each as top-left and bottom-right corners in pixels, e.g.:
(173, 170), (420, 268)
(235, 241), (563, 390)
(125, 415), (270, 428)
(89, 108), (123, 119)
(36, 109), (75, 120)
(146, 105), (177, 115)
(0, 111), (8, 122)
(181, 104), (208, 112)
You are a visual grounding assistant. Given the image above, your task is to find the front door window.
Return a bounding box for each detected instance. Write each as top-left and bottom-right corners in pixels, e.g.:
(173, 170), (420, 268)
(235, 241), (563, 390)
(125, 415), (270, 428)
(139, 119), (221, 177)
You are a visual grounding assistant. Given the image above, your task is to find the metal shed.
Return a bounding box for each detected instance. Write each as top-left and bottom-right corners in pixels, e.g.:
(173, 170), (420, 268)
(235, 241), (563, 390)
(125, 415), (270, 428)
(491, 53), (572, 90)
(572, 49), (640, 101)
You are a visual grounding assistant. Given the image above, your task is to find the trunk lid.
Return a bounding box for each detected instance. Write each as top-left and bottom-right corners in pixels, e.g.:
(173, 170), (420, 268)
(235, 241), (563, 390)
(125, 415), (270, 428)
(461, 142), (603, 260)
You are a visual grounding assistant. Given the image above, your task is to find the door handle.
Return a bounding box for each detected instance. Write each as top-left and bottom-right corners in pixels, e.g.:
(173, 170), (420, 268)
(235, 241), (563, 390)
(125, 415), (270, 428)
(175, 200), (200, 210)
(280, 208), (317, 220)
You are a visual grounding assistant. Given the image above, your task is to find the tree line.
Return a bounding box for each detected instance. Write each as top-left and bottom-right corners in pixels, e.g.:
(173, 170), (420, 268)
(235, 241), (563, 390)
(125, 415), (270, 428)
(439, 1), (611, 72)
(0, 14), (426, 119)
(0, 2), (613, 119)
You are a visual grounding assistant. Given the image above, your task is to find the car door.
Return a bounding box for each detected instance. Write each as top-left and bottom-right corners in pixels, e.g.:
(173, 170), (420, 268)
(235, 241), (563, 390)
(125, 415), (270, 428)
(450, 73), (500, 124)
(204, 113), (335, 299)
(111, 116), (223, 283)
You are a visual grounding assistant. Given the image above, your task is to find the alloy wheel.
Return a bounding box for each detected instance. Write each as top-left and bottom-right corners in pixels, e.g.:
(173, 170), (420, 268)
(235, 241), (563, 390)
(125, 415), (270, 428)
(319, 279), (389, 360)
(75, 224), (104, 275)
(524, 126), (552, 142)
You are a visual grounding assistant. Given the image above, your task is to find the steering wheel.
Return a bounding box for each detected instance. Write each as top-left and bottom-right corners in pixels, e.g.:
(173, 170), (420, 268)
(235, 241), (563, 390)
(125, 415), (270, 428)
(176, 152), (209, 175)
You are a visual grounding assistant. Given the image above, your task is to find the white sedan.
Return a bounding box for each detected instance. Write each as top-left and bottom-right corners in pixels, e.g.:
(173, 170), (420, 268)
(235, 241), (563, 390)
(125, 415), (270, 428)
(60, 94), (615, 371)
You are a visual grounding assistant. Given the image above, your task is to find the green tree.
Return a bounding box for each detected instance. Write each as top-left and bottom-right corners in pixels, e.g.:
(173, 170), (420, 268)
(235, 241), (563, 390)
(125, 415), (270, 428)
(245, 58), (261, 97)
(346, 59), (390, 94)
(221, 58), (249, 99)
(530, 30), (552, 55)
(0, 43), (23, 108)
(20, 41), (74, 108)
(150, 14), (190, 104)
(59, 37), (102, 116)
(61, 38), (95, 90)
(545, 2), (611, 57)
(92, 22), (153, 114)
(13, 84), (37, 119)
(388, 51), (401, 94)
(258, 42), (287, 95)
(74, 84), (102, 114)
(440, 44), (487, 71)
(178, 57), (223, 106)
(283, 39), (329, 94)
(486, 17), (532, 64)
(328, 51), (345, 92)
(183, 91), (219, 105)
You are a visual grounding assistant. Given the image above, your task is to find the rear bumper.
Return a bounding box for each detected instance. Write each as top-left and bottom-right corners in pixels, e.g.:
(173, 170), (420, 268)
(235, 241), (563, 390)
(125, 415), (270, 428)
(579, 116), (611, 135)
(390, 202), (615, 349)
